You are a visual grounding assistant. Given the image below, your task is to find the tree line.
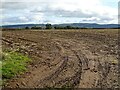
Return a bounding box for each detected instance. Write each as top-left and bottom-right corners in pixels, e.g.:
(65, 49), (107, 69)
(25, 24), (88, 30)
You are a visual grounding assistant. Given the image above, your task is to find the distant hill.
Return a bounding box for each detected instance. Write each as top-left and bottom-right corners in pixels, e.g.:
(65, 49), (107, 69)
(1, 24), (45, 29)
(53, 23), (120, 29)
(1, 23), (120, 29)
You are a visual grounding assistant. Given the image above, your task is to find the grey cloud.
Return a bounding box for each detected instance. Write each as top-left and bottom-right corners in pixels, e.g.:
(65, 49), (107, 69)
(2, 17), (28, 23)
(31, 7), (97, 18)
(118, 1), (120, 9)
(1, 1), (117, 25)
(2, 2), (28, 10)
(82, 16), (114, 23)
(54, 10), (94, 18)
(2, 2), (48, 10)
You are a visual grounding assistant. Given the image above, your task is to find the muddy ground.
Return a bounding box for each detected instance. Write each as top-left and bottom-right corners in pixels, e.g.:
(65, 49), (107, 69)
(2, 29), (119, 88)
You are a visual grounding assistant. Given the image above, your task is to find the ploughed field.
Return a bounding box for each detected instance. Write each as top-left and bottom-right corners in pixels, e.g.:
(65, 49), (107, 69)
(2, 29), (119, 88)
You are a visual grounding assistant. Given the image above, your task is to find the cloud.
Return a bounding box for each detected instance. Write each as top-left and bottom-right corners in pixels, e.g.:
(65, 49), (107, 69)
(1, 0), (118, 25)
(2, 2), (27, 10)
(2, 17), (28, 24)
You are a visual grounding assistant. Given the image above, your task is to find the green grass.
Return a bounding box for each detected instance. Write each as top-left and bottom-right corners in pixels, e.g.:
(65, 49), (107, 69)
(1, 51), (31, 79)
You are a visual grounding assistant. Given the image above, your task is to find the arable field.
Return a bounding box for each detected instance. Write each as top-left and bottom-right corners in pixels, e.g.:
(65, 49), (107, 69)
(2, 29), (119, 88)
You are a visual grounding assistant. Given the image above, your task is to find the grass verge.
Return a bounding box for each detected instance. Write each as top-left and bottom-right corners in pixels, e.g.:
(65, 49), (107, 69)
(1, 51), (31, 80)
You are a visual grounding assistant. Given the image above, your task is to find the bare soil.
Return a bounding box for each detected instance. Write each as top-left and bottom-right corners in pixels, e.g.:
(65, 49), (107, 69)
(2, 29), (119, 88)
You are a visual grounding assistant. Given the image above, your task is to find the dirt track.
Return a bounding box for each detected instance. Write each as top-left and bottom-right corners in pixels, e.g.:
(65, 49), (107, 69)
(2, 29), (119, 88)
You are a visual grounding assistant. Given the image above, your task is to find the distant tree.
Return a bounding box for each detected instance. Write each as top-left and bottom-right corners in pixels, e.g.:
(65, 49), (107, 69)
(46, 24), (52, 29)
(35, 27), (42, 29)
(63, 26), (72, 29)
(75, 27), (80, 29)
(54, 26), (82, 29)
(31, 26), (42, 29)
(25, 27), (29, 29)
(67, 26), (72, 29)
(54, 26), (57, 29)
(54, 26), (64, 29)
(31, 27), (34, 29)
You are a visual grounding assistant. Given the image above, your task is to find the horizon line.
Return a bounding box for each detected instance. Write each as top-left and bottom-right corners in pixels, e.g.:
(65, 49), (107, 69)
(1, 23), (119, 26)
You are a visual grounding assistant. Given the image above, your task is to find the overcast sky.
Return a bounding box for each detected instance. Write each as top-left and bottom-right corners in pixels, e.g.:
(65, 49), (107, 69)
(1, 0), (119, 25)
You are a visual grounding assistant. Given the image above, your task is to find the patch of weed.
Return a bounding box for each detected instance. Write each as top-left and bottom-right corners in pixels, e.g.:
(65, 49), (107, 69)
(2, 51), (31, 79)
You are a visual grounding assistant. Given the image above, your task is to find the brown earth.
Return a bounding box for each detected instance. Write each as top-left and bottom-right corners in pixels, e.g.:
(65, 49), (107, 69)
(2, 29), (119, 88)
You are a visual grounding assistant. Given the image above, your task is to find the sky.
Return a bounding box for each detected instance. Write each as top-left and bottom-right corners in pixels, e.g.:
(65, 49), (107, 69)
(0, 0), (119, 25)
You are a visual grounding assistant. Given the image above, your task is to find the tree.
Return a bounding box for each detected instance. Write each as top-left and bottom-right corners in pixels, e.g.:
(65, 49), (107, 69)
(54, 26), (64, 29)
(46, 24), (52, 29)
(31, 26), (42, 29)
(25, 27), (29, 29)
